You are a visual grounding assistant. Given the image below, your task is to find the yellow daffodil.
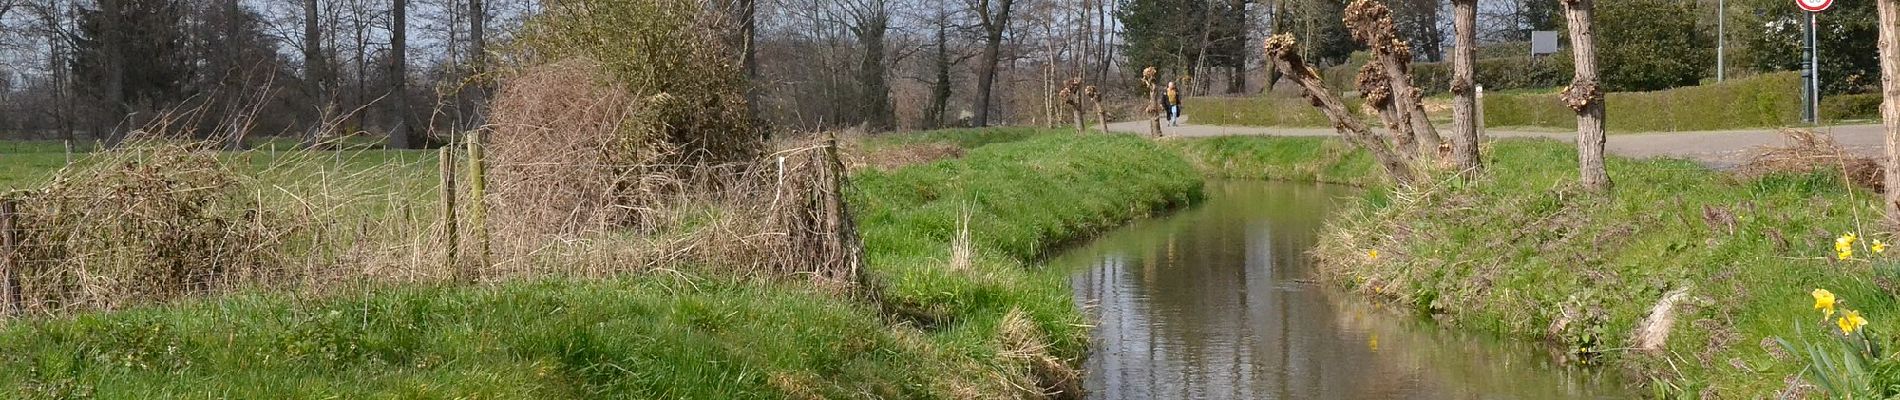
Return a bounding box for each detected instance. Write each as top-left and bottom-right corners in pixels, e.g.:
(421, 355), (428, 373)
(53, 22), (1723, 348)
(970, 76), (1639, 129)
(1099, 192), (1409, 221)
(1839, 309), (1869, 335)
(1837, 233), (1859, 259)
(1874, 239), (1888, 255)
(1367, 249), (1379, 261)
(1814, 288), (1838, 318)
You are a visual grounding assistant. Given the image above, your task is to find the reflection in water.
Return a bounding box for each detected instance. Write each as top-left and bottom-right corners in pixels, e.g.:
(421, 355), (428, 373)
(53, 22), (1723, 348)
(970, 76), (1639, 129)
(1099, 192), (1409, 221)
(1062, 181), (1628, 399)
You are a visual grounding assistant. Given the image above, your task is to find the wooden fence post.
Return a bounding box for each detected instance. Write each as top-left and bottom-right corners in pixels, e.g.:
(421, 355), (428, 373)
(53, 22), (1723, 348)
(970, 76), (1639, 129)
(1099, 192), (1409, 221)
(439, 146), (459, 281)
(1, 197), (21, 317)
(467, 132), (490, 277)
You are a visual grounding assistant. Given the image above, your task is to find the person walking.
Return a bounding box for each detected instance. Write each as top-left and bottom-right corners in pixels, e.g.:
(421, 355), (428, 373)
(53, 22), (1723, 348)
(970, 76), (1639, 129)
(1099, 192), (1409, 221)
(1164, 82), (1184, 126)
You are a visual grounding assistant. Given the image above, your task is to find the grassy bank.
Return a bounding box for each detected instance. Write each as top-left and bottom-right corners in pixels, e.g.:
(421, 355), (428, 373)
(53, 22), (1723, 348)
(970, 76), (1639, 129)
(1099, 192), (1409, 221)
(1187, 72), (1803, 133)
(1173, 135), (1898, 396)
(0, 131), (1203, 398)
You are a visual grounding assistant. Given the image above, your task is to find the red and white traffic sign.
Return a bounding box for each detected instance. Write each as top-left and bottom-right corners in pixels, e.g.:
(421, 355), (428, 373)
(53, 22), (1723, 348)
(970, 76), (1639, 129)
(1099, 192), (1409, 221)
(1797, 0), (1832, 12)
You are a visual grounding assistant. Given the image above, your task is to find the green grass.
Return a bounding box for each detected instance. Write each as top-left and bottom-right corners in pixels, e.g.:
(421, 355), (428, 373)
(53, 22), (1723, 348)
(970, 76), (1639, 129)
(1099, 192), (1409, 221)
(1162, 136), (1377, 183)
(1174, 135), (1899, 396)
(0, 130), (1204, 398)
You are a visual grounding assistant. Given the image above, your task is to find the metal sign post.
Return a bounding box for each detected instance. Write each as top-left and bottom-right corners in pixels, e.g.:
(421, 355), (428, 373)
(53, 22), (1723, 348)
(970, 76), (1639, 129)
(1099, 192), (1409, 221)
(1802, 11), (1816, 123)
(1797, 0), (1830, 124)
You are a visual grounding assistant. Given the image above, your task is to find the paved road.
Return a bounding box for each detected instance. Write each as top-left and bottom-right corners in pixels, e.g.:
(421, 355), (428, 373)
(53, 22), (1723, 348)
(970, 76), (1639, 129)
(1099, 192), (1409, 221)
(1109, 118), (1887, 168)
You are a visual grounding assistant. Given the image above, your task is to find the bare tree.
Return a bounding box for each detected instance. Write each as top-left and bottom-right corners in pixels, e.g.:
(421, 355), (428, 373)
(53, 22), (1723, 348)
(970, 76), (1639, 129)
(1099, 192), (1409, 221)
(302, 0), (333, 144)
(845, 0), (892, 130)
(967, 0), (1016, 127)
(388, 0), (415, 149)
(1560, 0), (1609, 191)
(1448, 0), (1482, 175)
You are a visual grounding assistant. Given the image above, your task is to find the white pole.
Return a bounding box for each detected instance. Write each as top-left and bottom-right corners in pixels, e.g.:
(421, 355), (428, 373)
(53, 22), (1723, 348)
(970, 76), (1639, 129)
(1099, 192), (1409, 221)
(1717, 0), (1725, 82)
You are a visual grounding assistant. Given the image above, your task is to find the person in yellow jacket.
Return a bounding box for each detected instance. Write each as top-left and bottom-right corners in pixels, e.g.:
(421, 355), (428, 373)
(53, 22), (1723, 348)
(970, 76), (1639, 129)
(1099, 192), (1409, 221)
(1163, 82), (1183, 126)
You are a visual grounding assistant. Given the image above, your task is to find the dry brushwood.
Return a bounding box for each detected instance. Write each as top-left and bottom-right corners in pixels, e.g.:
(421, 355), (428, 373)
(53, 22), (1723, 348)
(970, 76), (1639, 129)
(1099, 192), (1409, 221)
(485, 58), (681, 248)
(9, 142), (276, 314)
(1263, 34), (1416, 185)
(1343, 0), (1442, 157)
(998, 308), (1083, 399)
(1738, 129), (1883, 192)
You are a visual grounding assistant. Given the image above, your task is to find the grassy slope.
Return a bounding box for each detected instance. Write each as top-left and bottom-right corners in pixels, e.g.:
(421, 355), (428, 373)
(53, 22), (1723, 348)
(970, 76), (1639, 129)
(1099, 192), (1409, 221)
(0, 132), (1203, 398)
(1173, 135), (1896, 396)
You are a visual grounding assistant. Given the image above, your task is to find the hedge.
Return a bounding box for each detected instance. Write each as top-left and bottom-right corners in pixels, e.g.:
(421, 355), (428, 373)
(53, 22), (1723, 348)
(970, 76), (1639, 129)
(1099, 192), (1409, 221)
(1483, 72), (1802, 132)
(1822, 93), (1882, 122)
(1322, 56), (1570, 96)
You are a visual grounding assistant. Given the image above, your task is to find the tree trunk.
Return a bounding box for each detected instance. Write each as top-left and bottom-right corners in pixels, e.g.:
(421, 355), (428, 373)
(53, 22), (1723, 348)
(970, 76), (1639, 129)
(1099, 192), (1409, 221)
(1264, 34), (1415, 185)
(926, 16), (952, 129)
(101, 0), (126, 144)
(974, 33), (1003, 127)
(970, 0), (1016, 127)
(1561, 0), (1610, 191)
(1878, 0), (1900, 224)
(303, 0), (330, 145)
(224, 0), (245, 149)
(388, 0), (414, 149)
(1261, 0), (1280, 93)
(1088, 86), (1109, 134)
(468, 0), (486, 126)
(1449, 0), (1483, 175)
(853, 5), (891, 131)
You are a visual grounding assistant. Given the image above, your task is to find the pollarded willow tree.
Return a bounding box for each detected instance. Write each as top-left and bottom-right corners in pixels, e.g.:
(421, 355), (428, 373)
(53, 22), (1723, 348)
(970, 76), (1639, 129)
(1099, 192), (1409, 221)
(1343, 0), (1441, 159)
(1262, 34), (1417, 185)
(1561, 0), (1612, 191)
(1448, 0), (1483, 175)
(1260, 0), (1489, 186)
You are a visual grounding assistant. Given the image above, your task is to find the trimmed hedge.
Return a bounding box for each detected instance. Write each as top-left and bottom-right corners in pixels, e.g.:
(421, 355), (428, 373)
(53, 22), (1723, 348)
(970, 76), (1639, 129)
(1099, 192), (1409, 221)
(1484, 72), (1801, 132)
(1822, 93), (1882, 122)
(1323, 56), (1570, 96)
(1184, 94), (1367, 127)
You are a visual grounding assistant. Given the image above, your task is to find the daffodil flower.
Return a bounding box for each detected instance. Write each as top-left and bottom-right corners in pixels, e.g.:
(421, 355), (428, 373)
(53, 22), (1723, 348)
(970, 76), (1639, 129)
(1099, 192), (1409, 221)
(1814, 288), (1838, 318)
(1839, 309), (1868, 335)
(1837, 233), (1859, 260)
(1874, 239), (1888, 255)
(1367, 249), (1379, 261)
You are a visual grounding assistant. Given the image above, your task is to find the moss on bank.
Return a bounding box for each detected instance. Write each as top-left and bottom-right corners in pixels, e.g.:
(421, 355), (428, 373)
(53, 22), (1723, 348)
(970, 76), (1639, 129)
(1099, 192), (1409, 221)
(1172, 135), (1900, 397)
(0, 131), (1202, 398)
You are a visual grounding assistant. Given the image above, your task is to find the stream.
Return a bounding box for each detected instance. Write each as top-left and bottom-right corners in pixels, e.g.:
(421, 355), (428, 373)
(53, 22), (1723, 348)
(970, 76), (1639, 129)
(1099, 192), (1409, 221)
(1060, 180), (1631, 399)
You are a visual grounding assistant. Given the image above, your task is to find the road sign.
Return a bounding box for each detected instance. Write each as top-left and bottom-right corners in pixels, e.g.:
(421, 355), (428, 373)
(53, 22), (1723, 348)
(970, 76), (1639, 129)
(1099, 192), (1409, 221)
(1797, 0), (1831, 12)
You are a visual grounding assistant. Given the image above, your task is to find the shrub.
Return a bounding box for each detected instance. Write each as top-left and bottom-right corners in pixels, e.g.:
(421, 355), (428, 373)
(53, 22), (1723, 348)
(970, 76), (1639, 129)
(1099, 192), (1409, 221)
(1822, 93), (1883, 122)
(517, 0), (758, 165)
(1554, 0), (1712, 92)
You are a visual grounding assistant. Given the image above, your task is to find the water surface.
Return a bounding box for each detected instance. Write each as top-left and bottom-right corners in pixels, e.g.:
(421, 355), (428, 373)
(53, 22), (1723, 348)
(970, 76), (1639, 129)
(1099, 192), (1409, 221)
(1061, 180), (1628, 399)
